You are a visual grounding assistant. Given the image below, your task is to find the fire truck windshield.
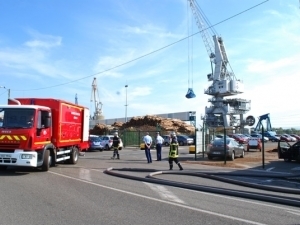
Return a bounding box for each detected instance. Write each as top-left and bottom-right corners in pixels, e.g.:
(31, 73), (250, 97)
(0, 108), (35, 129)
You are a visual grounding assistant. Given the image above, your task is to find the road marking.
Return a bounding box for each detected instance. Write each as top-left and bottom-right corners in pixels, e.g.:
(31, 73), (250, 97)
(266, 167), (274, 171)
(143, 182), (185, 204)
(185, 188), (300, 213)
(243, 169), (291, 175)
(286, 210), (300, 216)
(79, 168), (92, 181)
(49, 171), (266, 225)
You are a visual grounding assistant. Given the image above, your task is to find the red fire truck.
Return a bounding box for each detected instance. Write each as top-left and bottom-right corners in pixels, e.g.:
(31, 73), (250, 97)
(0, 98), (90, 171)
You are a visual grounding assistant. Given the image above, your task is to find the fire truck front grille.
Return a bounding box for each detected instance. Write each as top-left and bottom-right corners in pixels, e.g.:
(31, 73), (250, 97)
(0, 157), (17, 164)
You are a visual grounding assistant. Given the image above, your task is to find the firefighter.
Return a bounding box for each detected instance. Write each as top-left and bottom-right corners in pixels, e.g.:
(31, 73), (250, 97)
(168, 132), (183, 170)
(111, 132), (121, 160)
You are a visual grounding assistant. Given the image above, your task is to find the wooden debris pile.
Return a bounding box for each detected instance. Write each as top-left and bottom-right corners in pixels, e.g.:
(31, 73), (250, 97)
(90, 115), (195, 135)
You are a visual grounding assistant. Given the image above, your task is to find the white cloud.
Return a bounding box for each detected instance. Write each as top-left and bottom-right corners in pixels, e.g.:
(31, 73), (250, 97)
(24, 29), (62, 49)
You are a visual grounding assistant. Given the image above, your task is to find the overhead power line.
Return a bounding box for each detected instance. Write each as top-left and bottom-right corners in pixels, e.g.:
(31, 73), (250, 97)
(13, 0), (269, 92)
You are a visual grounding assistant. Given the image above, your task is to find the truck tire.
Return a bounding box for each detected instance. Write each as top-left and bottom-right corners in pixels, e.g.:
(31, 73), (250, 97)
(50, 150), (56, 167)
(69, 147), (79, 164)
(41, 149), (51, 171)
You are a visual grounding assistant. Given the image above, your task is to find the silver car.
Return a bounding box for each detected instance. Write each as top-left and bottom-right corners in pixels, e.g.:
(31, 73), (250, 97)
(207, 138), (245, 161)
(162, 135), (171, 146)
(176, 135), (194, 146)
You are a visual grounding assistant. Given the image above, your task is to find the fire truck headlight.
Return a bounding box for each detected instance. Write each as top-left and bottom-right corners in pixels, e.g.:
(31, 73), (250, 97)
(21, 154), (34, 159)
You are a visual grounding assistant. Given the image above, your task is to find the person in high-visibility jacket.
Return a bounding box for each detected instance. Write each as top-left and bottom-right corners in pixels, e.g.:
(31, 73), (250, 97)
(111, 132), (121, 160)
(168, 133), (183, 170)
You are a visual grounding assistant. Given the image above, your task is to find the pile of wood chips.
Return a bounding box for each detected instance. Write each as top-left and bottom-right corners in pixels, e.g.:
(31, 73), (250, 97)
(90, 115), (195, 135)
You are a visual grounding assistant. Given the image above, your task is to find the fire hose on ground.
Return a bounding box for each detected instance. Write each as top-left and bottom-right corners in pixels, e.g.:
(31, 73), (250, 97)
(104, 167), (300, 207)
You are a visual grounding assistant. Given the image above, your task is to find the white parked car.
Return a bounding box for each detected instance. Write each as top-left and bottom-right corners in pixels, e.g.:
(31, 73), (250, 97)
(100, 135), (123, 150)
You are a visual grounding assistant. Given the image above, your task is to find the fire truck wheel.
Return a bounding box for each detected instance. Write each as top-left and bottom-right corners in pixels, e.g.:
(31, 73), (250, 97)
(50, 150), (56, 167)
(41, 149), (51, 171)
(70, 147), (79, 164)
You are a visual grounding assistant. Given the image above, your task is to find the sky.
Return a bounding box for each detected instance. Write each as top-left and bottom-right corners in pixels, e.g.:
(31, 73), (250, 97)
(0, 0), (299, 129)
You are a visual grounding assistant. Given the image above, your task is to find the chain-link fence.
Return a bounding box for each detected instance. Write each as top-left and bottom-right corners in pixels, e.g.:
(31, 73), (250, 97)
(119, 130), (159, 148)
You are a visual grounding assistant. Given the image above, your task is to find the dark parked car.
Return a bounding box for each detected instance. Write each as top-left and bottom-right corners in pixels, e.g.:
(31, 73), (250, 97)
(263, 132), (280, 142)
(278, 140), (300, 162)
(176, 135), (194, 146)
(267, 135), (279, 142)
(207, 138), (245, 160)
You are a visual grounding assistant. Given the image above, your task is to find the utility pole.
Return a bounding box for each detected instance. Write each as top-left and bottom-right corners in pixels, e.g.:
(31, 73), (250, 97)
(125, 84), (128, 122)
(0, 86), (10, 100)
(75, 93), (78, 105)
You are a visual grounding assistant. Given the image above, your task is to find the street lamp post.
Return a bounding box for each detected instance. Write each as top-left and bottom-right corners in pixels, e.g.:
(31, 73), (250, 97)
(0, 86), (10, 100)
(189, 111), (197, 160)
(201, 115), (206, 159)
(125, 84), (128, 123)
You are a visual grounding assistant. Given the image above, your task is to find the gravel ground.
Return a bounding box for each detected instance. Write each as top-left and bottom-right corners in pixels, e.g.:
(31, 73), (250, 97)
(184, 142), (279, 168)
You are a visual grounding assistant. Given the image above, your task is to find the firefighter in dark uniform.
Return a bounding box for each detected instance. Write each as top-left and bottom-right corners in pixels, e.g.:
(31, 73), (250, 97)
(168, 132), (183, 170)
(111, 132), (121, 160)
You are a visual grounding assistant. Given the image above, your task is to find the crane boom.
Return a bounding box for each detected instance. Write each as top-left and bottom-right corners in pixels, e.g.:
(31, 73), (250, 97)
(90, 77), (104, 120)
(188, 0), (251, 128)
(188, 0), (215, 59)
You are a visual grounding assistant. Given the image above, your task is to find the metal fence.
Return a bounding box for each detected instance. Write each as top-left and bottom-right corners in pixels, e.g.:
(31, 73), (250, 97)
(120, 130), (159, 148)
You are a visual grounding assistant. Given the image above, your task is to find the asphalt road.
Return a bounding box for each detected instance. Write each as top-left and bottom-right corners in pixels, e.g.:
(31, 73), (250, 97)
(0, 145), (300, 225)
